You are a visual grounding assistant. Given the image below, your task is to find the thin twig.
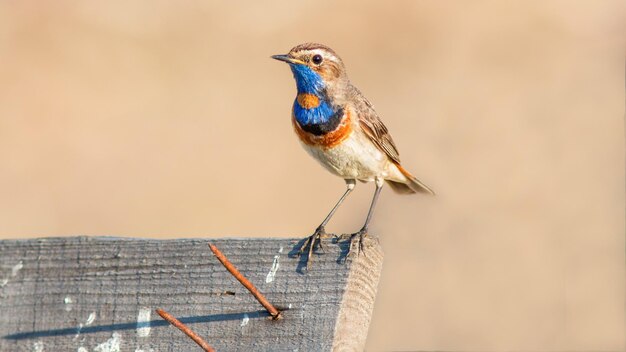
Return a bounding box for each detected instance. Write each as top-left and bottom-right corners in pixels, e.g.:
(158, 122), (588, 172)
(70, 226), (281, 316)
(208, 243), (283, 320)
(156, 308), (216, 352)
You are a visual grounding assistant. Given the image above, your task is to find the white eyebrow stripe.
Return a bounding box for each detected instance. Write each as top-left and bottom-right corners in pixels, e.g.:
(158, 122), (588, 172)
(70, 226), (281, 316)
(299, 49), (339, 63)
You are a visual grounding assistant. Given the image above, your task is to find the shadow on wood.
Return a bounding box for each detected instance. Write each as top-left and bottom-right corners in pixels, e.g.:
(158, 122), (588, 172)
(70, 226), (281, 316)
(0, 236), (383, 351)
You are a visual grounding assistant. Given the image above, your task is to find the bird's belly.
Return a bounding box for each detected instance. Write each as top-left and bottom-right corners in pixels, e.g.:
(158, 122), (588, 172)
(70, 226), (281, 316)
(300, 131), (389, 181)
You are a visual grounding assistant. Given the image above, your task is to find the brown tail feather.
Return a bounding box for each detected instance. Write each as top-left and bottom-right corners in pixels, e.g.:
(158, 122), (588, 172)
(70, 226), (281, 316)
(388, 163), (435, 195)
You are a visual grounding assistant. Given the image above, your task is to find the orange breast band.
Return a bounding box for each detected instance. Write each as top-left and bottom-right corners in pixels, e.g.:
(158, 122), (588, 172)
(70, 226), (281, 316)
(292, 109), (352, 148)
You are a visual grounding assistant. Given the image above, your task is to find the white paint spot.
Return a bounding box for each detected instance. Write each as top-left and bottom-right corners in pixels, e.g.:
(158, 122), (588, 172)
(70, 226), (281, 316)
(94, 332), (121, 352)
(11, 261), (23, 277)
(240, 313), (249, 327)
(86, 312), (96, 325)
(33, 341), (44, 352)
(288, 303), (292, 309)
(265, 247), (282, 283)
(0, 278), (7, 287)
(75, 312), (96, 340)
(78, 347), (88, 352)
(64, 296), (73, 311)
(136, 307), (151, 337)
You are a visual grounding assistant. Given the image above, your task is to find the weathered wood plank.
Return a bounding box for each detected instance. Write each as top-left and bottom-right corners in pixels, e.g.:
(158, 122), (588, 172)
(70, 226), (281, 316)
(0, 236), (383, 351)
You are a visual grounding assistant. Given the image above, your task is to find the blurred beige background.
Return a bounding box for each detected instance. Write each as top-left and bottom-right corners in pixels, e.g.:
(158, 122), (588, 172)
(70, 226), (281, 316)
(1, 1), (624, 351)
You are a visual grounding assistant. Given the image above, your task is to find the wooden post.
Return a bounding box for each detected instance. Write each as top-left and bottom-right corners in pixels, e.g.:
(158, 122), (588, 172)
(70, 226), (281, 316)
(0, 236), (383, 351)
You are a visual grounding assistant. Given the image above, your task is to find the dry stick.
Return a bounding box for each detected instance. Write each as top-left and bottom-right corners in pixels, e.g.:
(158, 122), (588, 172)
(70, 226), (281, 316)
(208, 243), (283, 320)
(156, 308), (216, 352)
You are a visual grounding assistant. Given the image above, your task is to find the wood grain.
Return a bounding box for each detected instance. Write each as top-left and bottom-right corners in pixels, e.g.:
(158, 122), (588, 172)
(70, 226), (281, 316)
(0, 236), (383, 351)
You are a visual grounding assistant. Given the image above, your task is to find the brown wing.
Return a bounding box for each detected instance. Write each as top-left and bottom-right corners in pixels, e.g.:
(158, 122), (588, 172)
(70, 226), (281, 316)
(355, 91), (401, 163)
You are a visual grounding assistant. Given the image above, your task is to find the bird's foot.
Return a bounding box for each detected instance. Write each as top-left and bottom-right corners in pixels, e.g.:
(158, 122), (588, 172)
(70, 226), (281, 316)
(297, 226), (330, 270)
(347, 228), (369, 258)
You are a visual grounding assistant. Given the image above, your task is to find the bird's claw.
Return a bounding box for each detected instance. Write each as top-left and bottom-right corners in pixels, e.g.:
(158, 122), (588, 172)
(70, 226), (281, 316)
(298, 226), (329, 270)
(347, 229), (369, 258)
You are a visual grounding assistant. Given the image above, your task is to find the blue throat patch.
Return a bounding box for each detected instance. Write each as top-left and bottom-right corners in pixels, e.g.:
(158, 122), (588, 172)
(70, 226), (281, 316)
(290, 64), (342, 135)
(290, 64), (325, 94)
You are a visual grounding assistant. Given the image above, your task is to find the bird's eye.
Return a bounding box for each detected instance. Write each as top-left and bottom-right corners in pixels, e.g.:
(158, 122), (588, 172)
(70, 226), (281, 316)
(311, 54), (323, 65)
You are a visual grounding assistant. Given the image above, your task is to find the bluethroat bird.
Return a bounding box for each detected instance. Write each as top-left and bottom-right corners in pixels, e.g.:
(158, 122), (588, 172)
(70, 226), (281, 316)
(272, 43), (434, 267)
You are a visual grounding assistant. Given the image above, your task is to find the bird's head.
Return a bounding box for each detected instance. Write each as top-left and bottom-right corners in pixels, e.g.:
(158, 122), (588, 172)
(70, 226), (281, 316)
(272, 43), (349, 97)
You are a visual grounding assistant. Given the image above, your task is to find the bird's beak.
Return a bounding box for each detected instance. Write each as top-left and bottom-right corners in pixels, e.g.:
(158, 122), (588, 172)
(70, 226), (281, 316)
(271, 54), (305, 65)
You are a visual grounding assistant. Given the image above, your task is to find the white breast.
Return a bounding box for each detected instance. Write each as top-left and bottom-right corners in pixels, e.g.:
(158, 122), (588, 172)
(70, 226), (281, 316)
(299, 129), (404, 182)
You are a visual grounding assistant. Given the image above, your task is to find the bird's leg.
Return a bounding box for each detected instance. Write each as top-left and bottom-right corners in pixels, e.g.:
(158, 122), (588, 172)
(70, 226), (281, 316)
(349, 177), (384, 257)
(299, 179), (356, 268)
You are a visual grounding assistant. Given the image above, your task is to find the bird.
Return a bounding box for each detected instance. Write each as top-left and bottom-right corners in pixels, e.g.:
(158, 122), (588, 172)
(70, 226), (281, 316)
(272, 43), (434, 267)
